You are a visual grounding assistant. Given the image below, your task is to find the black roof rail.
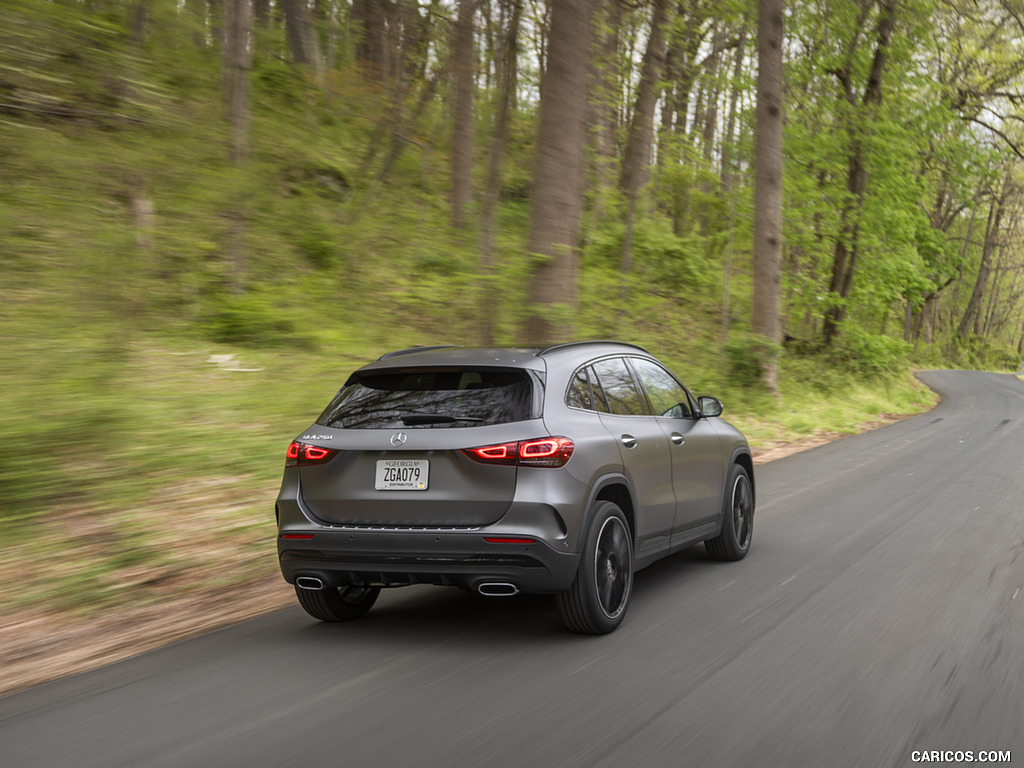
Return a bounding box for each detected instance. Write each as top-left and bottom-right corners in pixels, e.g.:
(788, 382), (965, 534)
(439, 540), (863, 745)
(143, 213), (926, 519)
(376, 345), (463, 361)
(538, 340), (650, 356)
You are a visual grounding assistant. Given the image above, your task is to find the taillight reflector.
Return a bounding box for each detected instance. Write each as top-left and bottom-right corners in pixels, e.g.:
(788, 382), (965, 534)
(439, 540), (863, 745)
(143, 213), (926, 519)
(484, 537), (537, 544)
(281, 533), (315, 540)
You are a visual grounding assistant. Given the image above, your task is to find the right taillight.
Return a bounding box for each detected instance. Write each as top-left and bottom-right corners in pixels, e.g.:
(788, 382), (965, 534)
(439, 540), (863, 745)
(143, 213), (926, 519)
(462, 437), (575, 468)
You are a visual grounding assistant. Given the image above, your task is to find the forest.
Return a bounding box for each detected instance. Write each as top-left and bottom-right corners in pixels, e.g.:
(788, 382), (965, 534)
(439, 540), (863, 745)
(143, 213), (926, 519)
(1, 0), (1022, 642)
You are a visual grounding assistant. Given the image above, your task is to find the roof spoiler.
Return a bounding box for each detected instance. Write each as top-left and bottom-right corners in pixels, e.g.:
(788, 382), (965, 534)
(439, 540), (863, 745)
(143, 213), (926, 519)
(377, 345), (463, 361)
(538, 340), (650, 356)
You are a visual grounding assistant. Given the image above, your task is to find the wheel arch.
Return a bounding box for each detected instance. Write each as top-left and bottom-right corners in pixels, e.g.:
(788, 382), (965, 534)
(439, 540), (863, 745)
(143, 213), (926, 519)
(731, 448), (755, 508)
(584, 474), (636, 544)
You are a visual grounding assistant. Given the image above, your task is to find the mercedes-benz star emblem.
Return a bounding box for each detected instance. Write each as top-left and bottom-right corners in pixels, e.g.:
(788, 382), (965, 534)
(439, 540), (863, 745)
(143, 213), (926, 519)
(390, 432), (408, 447)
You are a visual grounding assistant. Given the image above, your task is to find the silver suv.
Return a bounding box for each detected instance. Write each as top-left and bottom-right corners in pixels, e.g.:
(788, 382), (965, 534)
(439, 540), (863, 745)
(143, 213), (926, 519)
(276, 341), (754, 634)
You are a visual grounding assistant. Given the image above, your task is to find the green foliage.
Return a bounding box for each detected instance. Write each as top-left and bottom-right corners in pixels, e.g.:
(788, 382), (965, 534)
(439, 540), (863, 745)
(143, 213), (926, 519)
(586, 214), (714, 295)
(725, 333), (784, 389)
(948, 335), (1022, 372)
(200, 290), (311, 348)
(831, 327), (912, 377)
(1, 0), (1020, 626)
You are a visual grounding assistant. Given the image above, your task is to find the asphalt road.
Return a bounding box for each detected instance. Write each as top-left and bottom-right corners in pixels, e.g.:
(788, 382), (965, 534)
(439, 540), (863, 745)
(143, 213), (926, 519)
(2, 370), (1022, 768)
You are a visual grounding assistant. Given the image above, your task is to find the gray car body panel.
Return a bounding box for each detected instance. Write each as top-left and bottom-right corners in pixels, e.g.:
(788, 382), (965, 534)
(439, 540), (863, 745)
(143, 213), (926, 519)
(276, 341), (753, 595)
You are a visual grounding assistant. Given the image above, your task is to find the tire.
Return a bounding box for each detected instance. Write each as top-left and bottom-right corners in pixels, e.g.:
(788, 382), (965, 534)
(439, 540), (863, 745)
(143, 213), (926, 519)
(705, 463), (754, 561)
(556, 501), (634, 634)
(294, 584), (381, 622)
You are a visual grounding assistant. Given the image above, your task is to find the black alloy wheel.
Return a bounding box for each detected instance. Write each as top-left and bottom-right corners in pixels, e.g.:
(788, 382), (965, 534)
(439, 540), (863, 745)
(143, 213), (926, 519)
(705, 464), (754, 561)
(556, 500), (634, 634)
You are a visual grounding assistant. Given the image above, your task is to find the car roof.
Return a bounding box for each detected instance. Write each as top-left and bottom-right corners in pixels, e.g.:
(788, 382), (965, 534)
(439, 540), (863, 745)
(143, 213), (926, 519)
(357, 341), (652, 373)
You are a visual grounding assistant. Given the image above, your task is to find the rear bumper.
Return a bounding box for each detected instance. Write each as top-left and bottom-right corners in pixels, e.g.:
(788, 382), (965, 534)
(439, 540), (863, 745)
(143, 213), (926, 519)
(278, 528), (580, 593)
(276, 464), (585, 593)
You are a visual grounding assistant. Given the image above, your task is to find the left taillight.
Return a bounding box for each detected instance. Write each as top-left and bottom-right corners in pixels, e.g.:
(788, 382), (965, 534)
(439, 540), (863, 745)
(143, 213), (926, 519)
(462, 436), (575, 468)
(286, 441), (338, 466)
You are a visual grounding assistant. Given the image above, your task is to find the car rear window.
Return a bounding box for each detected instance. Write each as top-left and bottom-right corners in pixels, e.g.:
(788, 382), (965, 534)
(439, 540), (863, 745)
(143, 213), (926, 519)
(316, 368), (536, 429)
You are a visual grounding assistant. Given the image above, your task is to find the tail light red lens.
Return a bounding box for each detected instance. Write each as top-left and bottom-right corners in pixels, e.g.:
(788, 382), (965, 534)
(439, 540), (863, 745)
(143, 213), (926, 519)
(286, 441), (338, 465)
(464, 441), (519, 465)
(462, 437), (575, 468)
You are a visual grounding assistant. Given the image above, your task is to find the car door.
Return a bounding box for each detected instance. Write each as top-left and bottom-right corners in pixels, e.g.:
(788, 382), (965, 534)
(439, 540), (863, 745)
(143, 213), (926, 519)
(628, 357), (725, 540)
(589, 357), (676, 560)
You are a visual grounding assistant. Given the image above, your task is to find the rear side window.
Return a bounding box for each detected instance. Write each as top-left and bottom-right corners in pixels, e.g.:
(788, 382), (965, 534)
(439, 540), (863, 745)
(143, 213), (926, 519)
(591, 358), (645, 416)
(566, 367), (594, 410)
(317, 368), (534, 429)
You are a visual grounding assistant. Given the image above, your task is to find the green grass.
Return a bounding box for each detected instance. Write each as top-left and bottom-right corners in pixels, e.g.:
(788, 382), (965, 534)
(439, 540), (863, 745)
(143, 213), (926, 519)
(0, 1), (968, 621)
(0, 301), (938, 618)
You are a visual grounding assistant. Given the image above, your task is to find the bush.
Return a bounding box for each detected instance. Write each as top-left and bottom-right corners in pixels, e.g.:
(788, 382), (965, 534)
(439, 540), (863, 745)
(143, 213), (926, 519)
(950, 335), (1022, 372)
(833, 328), (910, 377)
(725, 333), (783, 388)
(200, 291), (310, 348)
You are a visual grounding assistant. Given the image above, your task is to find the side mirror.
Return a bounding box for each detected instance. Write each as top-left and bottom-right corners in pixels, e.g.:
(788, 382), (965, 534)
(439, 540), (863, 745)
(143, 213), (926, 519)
(698, 396), (723, 418)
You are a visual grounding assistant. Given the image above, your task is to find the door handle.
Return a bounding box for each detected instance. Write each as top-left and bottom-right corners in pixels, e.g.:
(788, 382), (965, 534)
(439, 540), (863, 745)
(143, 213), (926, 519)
(621, 434), (638, 449)
(670, 433), (685, 446)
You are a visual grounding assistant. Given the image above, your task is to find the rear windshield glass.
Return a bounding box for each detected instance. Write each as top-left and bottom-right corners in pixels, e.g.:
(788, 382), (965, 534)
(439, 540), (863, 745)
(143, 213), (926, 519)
(316, 368), (535, 429)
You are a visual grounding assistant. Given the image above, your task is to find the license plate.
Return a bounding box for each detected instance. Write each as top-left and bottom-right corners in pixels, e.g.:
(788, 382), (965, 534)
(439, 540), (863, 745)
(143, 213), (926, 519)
(375, 459), (429, 490)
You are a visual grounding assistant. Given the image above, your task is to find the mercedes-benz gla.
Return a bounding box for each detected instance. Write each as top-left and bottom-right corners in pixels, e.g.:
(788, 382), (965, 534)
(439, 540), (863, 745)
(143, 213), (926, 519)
(276, 341), (754, 633)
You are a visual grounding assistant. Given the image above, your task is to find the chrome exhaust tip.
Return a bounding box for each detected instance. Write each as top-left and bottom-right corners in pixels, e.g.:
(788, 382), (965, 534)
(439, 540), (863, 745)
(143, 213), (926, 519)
(477, 582), (519, 597)
(296, 576), (325, 591)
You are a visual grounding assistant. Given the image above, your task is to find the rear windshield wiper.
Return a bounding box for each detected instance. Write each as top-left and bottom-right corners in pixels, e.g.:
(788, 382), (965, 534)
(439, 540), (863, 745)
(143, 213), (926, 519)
(400, 412), (485, 426)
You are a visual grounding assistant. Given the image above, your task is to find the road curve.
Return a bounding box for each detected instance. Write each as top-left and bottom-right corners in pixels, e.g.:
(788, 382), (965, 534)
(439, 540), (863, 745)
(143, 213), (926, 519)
(1, 370), (1022, 768)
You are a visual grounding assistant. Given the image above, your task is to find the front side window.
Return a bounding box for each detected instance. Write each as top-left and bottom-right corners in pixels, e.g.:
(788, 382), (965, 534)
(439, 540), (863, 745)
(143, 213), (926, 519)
(630, 358), (692, 418)
(317, 368), (534, 429)
(591, 358), (645, 416)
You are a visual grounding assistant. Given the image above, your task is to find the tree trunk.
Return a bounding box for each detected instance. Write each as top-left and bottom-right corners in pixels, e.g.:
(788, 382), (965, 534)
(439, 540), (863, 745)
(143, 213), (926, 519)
(752, 0), (784, 394)
(208, 0), (223, 49)
(619, 0), (670, 199)
(451, 0), (477, 230)
(588, 0), (625, 225)
(720, 27), (747, 187)
(618, 0), (671, 289)
(700, 22), (725, 169)
(375, 69), (441, 183)
(223, 0), (251, 165)
(518, 0), (595, 346)
(719, 27), (748, 343)
(223, 0), (251, 291)
(281, 0), (321, 71)
(479, 0), (522, 345)
(253, 0), (268, 27)
(670, 1), (708, 139)
(959, 192), (1004, 339)
(352, 0), (390, 81)
(821, 0), (897, 346)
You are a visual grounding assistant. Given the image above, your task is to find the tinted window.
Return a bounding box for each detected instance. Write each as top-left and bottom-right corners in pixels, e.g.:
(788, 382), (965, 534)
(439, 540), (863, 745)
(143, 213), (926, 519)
(592, 358), (645, 416)
(587, 365), (610, 413)
(566, 367), (593, 410)
(631, 358), (692, 418)
(317, 368), (533, 429)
